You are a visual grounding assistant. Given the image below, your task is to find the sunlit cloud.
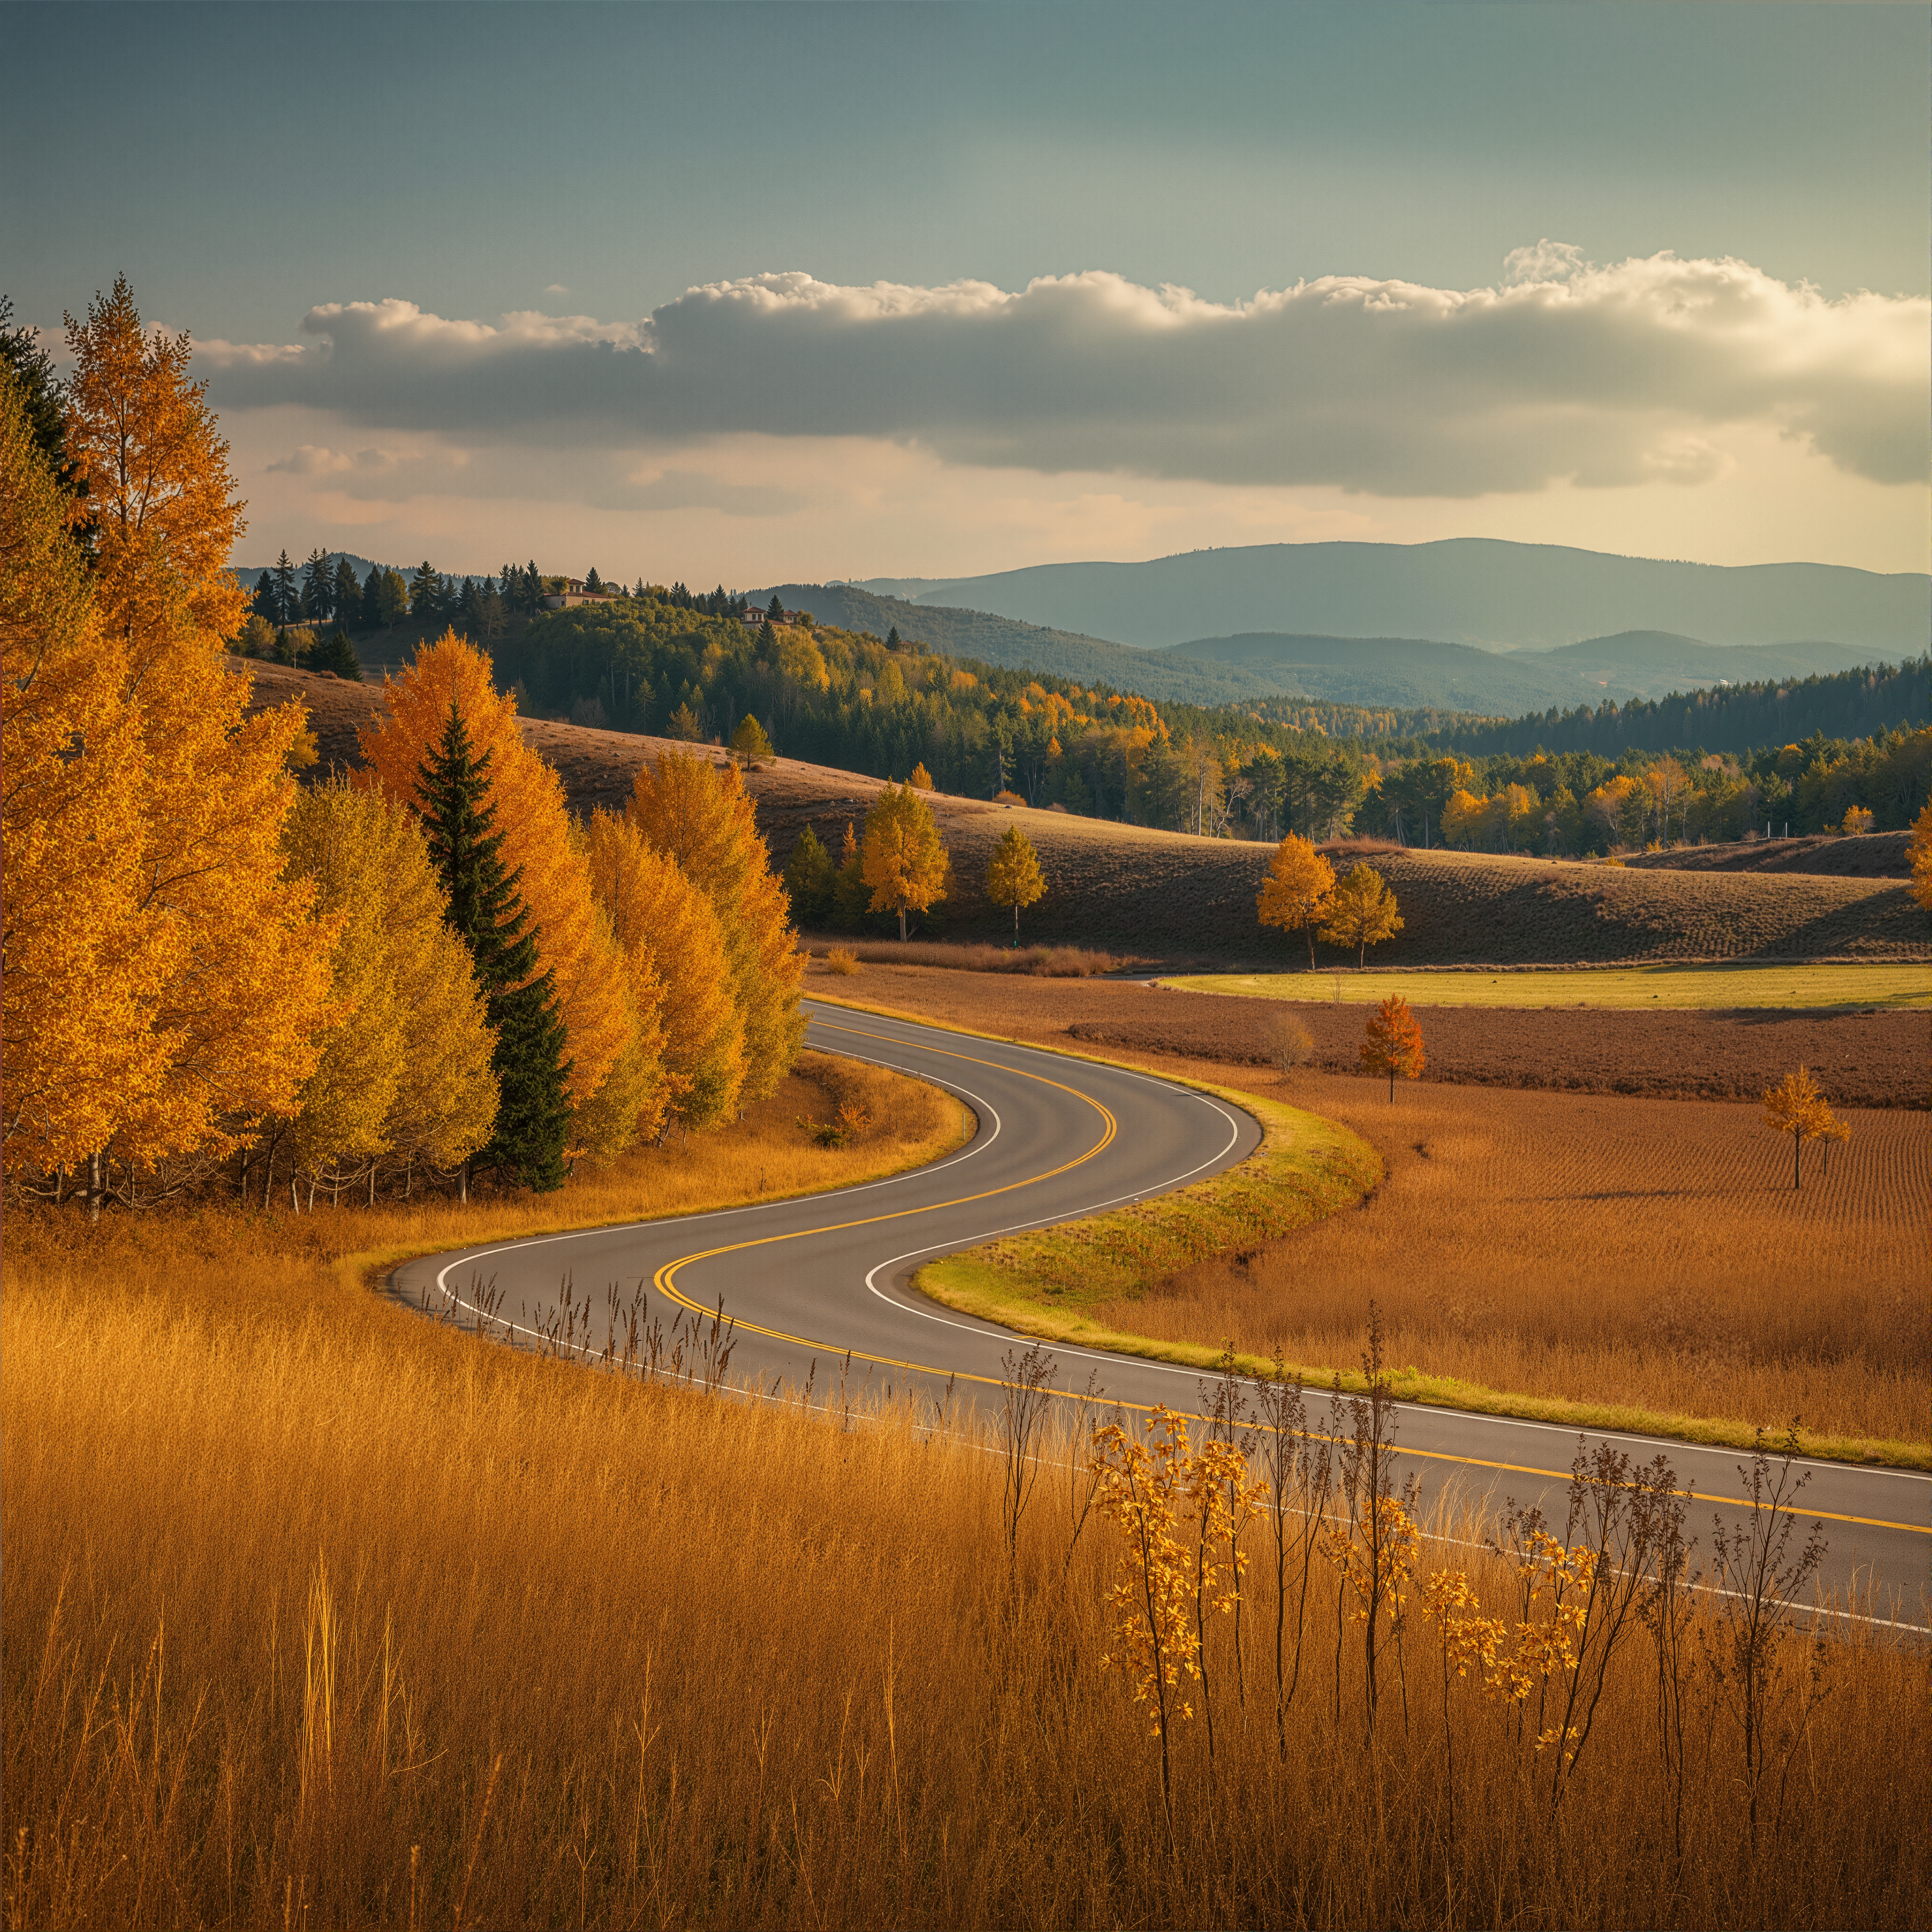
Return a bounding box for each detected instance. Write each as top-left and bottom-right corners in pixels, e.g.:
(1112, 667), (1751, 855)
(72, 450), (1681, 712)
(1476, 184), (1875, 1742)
(201, 251), (1927, 500)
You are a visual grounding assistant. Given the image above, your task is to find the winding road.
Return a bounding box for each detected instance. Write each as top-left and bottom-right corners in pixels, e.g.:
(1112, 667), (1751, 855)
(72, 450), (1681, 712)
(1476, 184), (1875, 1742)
(391, 999), (1931, 1623)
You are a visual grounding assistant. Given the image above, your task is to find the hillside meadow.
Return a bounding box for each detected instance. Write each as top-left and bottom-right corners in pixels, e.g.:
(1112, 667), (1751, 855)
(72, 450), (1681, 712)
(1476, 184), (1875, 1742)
(239, 660), (1930, 966)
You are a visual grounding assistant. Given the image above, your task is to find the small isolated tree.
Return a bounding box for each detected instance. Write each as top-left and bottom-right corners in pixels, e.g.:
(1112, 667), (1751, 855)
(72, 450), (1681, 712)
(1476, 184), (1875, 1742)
(986, 823), (1046, 942)
(308, 627), (363, 680)
(1360, 994), (1424, 1100)
(1761, 1065), (1844, 1191)
(1840, 805), (1874, 835)
(1320, 863), (1404, 968)
(908, 761), (933, 791)
(1271, 1012), (1314, 1079)
(731, 713), (774, 765)
(1257, 833), (1336, 968)
(783, 824), (835, 927)
(861, 782), (951, 940)
(665, 700), (703, 742)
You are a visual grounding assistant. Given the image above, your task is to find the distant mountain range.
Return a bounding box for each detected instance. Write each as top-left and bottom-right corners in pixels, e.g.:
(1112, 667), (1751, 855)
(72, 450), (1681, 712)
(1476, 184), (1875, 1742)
(750, 581), (1291, 708)
(1170, 629), (1891, 716)
(854, 537), (1928, 655)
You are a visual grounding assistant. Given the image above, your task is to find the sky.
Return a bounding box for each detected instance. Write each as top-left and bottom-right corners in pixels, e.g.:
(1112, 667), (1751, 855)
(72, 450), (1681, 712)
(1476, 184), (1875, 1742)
(8, 2), (1927, 585)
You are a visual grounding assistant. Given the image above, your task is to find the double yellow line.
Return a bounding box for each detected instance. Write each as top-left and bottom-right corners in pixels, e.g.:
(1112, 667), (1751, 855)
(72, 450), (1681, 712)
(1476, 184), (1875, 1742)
(650, 1022), (1929, 1540)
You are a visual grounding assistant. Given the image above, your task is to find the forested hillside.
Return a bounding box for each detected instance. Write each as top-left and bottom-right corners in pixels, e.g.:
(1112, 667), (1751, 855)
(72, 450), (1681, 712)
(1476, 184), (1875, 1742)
(1420, 656), (1930, 759)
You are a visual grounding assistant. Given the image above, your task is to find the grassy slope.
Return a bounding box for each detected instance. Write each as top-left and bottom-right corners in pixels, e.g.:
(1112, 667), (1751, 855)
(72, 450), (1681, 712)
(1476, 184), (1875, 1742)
(1163, 961), (1932, 1011)
(235, 659), (1929, 966)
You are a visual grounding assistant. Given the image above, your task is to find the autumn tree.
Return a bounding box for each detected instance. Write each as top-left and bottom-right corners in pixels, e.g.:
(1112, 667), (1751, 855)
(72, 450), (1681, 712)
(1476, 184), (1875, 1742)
(627, 749), (804, 1101)
(1360, 995), (1425, 1100)
(985, 824), (1046, 942)
(861, 782), (951, 941)
(1257, 833), (1336, 968)
(416, 704), (571, 1191)
(57, 277), (335, 1200)
(584, 810), (744, 1133)
(783, 824), (835, 927)
(1761, 1066), (1845, 1192)
(1910, 800), (1932, 912)
(909, 761), (934, 791)
(0, 364), (157, 1182)
(358, 630), (633, 1141)
(731, 713), (774, 765)
(278, 780), (498, 1204)
(1319, 863), (1404, 968)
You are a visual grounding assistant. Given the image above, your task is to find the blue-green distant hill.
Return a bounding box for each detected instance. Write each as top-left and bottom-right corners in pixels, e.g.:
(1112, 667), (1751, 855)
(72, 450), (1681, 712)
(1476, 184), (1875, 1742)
(862, 538), (1927, 656)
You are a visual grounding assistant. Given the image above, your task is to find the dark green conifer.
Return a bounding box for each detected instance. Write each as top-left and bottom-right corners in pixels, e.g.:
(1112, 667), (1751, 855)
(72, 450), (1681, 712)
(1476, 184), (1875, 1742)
(417, 702), (571, 1191)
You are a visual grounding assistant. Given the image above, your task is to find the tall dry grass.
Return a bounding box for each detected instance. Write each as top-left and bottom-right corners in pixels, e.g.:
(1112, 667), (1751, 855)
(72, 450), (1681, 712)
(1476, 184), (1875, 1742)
(807, 939), (1123, 976)
(1105, 1068), (1930, 1447)
(5, 1236), (1929, 1927)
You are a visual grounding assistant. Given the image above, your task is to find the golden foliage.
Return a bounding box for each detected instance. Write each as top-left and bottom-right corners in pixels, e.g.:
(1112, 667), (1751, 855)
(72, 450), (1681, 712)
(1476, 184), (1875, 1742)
(62, 273), (246, 653)
(280, 782), (498, 1180)
(908, 761), (934, 791)
(1, 369), (162, 1171)
(583, 809), (741, 1133)
(860, 782), (952, 940)
(626, 749), (803, 1102)
(1319, 862), (1404, 967)
(358, 631), (633, 1120)
(1910, 800), (1932, 911)
(1256, 832), (1336, 967)
(49, 282), (334, 1167)
(984, 824), (1046, 939)
(1761, 1064), (1848, 1191)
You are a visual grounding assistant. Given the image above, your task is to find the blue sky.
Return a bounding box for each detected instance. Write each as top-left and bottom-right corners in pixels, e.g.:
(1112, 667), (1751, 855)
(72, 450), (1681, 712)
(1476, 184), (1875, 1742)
(8, 3), (1927, 582)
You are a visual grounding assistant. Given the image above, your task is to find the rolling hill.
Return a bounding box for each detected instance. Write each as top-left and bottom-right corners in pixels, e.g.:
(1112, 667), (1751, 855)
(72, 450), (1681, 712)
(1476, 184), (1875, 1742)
(236, 658), (1929, 969)
(861, 538), (1927, 654)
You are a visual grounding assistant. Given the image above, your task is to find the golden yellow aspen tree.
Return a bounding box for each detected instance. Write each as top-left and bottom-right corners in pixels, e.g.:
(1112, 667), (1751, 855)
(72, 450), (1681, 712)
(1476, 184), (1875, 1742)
(908, 761), (934, 791)
(985, 824), (1046, 942)
(61, 278), (335, 1183)
(1319, 863), (1404, 968)
(357, 630), (633, 1130)
(626, 749), (804, 1101)
(584, 809), (742, 1131)
(1761, 1065), (1844, 1192)
(1256, 833), (1336, 969)
(279, 781), (497, 1202)
(1908, 800), (1932, 911)
(0, 368), (163, 1178)
(860, 782), (952, 941)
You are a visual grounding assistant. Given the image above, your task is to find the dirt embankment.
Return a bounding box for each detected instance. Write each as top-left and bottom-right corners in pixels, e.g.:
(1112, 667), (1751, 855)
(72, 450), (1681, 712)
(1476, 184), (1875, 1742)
(236, 659), (1931, 968)
(1616, 830), (1912, 880)
(811, 962), (1930, 1111)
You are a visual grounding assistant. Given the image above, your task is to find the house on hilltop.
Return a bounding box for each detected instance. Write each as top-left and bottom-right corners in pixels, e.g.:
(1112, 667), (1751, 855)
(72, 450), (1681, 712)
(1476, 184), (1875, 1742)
(542, 576), (619, 610)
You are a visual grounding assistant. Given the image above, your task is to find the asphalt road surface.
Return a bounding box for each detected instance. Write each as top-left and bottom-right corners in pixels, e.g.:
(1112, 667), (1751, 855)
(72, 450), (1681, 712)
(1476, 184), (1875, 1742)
(391, 999), (1931, 1626)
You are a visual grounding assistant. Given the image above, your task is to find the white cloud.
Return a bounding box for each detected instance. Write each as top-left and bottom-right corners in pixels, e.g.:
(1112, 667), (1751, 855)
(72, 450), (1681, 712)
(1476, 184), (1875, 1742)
(202, 251), (1927, 505)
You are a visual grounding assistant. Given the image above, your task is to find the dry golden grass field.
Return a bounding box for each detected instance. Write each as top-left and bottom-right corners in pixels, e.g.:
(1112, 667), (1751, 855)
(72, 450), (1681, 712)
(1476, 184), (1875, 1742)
(8, 1131), (1929, 1931)
(814, 967), (1931, 1453)
(238, 659), (1930, 966)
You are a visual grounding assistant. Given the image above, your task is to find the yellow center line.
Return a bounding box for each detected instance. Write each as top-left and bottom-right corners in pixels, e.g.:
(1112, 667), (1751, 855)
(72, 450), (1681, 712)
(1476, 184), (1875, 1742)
(650, 1019), (1928, 1542)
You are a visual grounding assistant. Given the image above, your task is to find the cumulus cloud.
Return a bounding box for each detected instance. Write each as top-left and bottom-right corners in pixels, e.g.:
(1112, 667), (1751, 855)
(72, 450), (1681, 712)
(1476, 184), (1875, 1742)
(202, 253), (1927, 498)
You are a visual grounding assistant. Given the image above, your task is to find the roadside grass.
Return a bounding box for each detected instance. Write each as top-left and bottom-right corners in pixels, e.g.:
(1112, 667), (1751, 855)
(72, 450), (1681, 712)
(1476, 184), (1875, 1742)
(1162, 960), (1932, 1010)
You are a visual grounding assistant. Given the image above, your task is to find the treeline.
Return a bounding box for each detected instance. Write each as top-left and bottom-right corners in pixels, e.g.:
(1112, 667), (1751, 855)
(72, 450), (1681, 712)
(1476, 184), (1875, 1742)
(1418, 656), (1930, 761)
(1, 279), (804, 1216)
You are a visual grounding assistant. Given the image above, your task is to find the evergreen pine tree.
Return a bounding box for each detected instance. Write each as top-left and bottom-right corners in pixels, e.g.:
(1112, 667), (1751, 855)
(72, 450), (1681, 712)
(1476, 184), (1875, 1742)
(332, 554), (360, 624)
(360, 561), (385, 629)
(270, 549), (298, 622)
(416, 702), (571, 1190)
(300, 547), (332, 620)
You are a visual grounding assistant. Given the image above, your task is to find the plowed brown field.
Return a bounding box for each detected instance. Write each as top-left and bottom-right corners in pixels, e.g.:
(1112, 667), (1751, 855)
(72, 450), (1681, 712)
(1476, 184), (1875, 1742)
(238, 658), (1929, 966)
(819, 965), (1931, 1447)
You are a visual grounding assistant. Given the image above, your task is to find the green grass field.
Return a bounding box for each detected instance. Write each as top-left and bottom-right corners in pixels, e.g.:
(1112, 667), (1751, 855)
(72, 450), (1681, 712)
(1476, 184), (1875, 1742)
(1160, 961), (1932, 1010)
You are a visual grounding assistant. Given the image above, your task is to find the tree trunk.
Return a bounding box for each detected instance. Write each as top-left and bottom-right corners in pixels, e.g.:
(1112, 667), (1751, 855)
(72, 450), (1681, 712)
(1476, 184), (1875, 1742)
(1305, 923), (1316, 969)
(1793, 1131), (1801, 1191)
(87, 1149), (103, 1224)
(898, 908), (908, 941)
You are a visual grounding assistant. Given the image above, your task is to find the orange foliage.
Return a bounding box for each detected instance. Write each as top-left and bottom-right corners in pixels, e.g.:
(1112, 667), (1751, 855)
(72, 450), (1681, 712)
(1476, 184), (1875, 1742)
(626, 750), (803, 1101)
(1360, 995), (1426, 1100)
(53, 279), (333, 1166)
(358, 632), (631, 1116)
